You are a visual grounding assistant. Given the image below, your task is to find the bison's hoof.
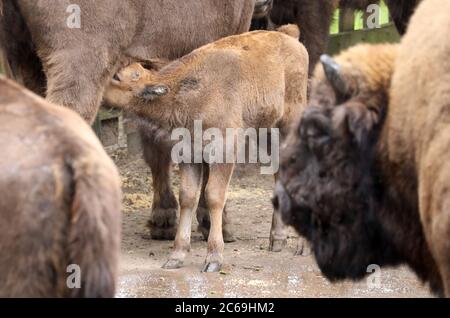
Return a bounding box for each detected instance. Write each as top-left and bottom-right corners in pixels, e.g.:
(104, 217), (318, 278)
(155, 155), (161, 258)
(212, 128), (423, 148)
(197, 224), (210, 241)
(223, 229), (236, 243)
(202, 262), (222, 273)
(149, 226), (177, 240)
(294, 240), (312, 257)
(162, 259), (184, 270)
(269, 238), (287, 252)
(147, 208), (178, 240)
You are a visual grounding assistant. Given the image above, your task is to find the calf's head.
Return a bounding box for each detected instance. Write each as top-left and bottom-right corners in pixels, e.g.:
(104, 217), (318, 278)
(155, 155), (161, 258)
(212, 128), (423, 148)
(274, 55), (398, 280)
(104, 62), (170, 109)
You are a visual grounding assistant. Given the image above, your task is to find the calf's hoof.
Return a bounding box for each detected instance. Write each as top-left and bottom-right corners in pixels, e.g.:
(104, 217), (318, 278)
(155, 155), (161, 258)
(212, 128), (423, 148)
(269, 238), (287, 252)
(202, 262), (222, 273)
(162, 259), (184, 270)
(147, 208), (178, 240)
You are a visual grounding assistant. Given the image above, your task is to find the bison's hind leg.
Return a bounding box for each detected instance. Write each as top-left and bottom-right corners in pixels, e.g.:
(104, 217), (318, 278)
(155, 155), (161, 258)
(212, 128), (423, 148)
(140, 129), (179, 240)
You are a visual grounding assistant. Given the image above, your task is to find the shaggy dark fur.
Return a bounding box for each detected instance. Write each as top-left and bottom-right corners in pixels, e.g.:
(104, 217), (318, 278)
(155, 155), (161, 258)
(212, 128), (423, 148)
(275, 104), (402, 280)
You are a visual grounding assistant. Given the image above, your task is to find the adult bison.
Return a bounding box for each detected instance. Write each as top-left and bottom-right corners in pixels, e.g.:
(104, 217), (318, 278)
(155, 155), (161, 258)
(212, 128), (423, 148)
(0, 76), (122, 297)
(0, 0), (259, 242)
(252, 0), (420, 75)
(274, 0), (450, 297)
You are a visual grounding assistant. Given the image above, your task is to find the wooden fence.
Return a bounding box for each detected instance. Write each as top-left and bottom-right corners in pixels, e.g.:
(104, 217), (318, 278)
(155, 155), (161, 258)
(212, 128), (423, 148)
(328, 7), (400, 55)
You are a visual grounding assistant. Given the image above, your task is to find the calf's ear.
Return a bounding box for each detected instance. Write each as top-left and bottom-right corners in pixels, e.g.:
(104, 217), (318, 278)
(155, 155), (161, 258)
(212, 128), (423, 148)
(138, 85), (169, 101)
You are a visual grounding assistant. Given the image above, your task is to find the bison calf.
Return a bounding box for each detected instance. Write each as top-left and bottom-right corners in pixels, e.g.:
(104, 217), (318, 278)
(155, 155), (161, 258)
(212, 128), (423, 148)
(105, 25), (308, 272)
(0, 77), (122, 297)
(276, 0), (450, 297)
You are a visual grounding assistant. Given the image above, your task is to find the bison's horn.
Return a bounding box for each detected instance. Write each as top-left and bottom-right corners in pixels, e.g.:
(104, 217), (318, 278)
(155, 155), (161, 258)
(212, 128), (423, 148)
(320, 54), (348, 97)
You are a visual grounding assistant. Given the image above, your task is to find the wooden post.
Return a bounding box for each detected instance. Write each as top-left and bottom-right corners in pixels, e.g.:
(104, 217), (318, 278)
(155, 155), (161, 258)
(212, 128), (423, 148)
(363, 11), (371, 29)
(339, 8), (355, 32)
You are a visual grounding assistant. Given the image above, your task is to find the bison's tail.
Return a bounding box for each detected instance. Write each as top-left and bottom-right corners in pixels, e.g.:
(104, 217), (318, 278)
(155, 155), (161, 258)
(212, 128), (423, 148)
(65, 155), (122, 298)
(277, 24), (301, 40)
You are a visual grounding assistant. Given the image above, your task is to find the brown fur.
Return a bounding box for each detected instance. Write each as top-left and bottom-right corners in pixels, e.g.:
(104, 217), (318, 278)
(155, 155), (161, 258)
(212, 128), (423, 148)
(0, 76), (122, 297)
(105, 26), (308, 272)
(276, 0), (450, 297)
(0, 0), (256, 122)
(386, 0), (450, 296)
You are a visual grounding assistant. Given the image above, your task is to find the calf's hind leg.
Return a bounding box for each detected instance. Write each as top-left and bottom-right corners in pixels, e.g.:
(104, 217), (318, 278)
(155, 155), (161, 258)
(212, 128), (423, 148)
(203, 163), (235, 273)
(163, 163), (203, 269)
(197, 163), (235, 243)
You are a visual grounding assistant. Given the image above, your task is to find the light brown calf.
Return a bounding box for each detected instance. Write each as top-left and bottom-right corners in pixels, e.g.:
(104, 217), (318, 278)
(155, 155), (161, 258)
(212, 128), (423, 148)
(105, 25), (308, 272)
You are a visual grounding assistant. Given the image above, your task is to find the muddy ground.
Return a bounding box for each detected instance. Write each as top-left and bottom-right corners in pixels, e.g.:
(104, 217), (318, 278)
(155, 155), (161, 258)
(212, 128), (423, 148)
(113, 153), (432, 298)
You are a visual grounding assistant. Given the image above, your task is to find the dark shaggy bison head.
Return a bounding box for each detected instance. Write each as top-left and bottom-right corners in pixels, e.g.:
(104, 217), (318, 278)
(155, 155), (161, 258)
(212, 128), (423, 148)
(273, 55), (400, 280)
